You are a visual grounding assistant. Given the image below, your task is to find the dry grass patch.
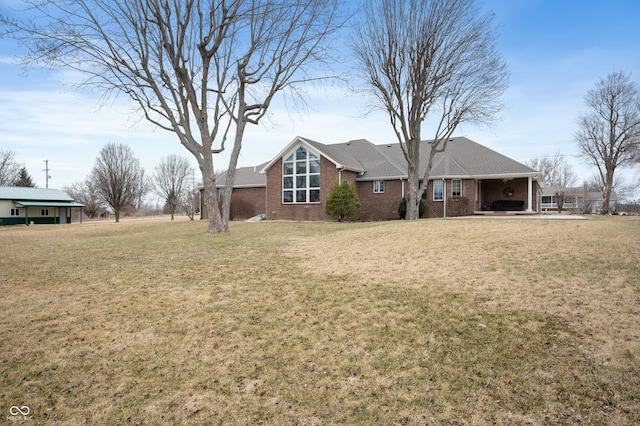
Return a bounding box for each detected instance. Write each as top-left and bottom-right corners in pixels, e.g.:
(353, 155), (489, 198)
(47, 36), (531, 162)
(1, 216), (639, 425)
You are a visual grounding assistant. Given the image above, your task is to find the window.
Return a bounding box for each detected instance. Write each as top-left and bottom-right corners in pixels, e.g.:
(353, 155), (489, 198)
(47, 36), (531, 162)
(41, 209), (49, 216)
(10, 208), (20, 216)
(433, 180), (443, 201)
(451, 179), (462, 197)
(283, 146), (320, 203)
(373, 180), (385, 193)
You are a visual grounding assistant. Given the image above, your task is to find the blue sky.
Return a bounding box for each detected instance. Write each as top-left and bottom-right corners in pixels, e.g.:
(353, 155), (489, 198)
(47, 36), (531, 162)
(1, 0), (639, 197)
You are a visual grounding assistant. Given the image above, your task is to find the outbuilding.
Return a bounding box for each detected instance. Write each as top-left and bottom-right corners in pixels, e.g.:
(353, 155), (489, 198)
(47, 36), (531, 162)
(0, 186), (85, 226)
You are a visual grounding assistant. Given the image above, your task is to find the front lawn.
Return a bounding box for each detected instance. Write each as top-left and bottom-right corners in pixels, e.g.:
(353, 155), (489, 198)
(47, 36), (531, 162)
(1, 216), (638, 424)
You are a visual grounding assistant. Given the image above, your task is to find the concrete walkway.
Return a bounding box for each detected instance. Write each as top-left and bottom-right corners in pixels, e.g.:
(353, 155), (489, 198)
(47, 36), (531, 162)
(451, 214), (586, 220)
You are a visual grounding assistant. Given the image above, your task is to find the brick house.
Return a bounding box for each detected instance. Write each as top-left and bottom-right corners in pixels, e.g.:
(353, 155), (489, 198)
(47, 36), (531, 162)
(201, 136), (544, 221)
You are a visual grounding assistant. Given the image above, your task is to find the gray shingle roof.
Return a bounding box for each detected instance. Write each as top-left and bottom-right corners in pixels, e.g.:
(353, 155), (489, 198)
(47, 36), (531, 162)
(216, 163), (268, 187)
(417, 137), (539, 178)
(345, 137), (539, 180)
(230, 136), (542, 187)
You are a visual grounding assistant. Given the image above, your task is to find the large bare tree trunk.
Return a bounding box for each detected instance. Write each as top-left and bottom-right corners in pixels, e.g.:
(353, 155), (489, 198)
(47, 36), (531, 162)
(601, 168), (615, 214)
(576, 72), (640, 215)
(2, 0), (345, 233)
(352, 0), (508, 220)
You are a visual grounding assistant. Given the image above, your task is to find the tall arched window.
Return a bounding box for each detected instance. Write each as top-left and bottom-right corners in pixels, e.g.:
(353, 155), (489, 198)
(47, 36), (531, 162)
(283, 146), (321, 203)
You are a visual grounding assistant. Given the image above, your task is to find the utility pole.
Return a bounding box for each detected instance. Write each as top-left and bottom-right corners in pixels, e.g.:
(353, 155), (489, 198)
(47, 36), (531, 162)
(43, 159), (51, 188)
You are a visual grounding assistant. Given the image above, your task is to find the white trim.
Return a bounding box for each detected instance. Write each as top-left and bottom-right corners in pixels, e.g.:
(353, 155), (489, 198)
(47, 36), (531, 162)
(433, 180), (444, 201)
(527, 177), (533, 212)
(282, 144), (321, 204)
(451, 179), (462, 197)
(261, 136), (365, 174)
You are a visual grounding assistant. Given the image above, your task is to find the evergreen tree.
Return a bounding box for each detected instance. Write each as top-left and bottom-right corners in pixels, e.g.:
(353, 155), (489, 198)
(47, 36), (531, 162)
(324, 181), (360, 222)
(13, 167), (36, 187)
(398, 197), (425, 219)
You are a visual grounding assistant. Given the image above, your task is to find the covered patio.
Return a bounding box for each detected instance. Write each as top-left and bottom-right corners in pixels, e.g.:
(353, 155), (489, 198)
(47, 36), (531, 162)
(13, 200), (86, 225)
(474, 177), (541, 215)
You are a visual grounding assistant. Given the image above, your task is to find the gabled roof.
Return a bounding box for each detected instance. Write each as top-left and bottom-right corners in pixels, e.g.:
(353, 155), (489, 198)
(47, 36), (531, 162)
(422, 137), (540, 179)
(237, 136), (542, 187)
(261, 136), (368, 173)
(0, 186), (85, 208)
(0, 186), (76, 202)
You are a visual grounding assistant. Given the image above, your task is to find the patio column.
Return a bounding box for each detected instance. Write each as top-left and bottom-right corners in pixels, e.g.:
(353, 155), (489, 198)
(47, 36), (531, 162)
(527, 177), (533, 212)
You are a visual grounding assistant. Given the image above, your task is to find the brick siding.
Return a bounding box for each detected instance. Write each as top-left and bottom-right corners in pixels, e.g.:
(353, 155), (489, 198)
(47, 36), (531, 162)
(355, 179), (404, 221)
(202, 157), (540, 221)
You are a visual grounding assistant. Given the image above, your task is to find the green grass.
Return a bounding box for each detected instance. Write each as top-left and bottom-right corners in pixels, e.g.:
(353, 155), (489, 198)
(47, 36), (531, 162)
(1, 216), (639, 425)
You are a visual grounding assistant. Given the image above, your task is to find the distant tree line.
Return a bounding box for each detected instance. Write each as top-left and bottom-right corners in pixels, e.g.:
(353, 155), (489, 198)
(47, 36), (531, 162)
(2, 143), (199, 222)
(0, 148), (37, 187)
(2, 0), (638, 224)
(64, 142), (198, 223)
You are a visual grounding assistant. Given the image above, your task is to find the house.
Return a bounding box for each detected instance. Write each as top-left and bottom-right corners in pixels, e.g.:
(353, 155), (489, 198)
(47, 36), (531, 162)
(541, 186), (617, 213)
(0, 186), (85, 226)
(201, 136), (544, 221)
(214, 163), (267, 220)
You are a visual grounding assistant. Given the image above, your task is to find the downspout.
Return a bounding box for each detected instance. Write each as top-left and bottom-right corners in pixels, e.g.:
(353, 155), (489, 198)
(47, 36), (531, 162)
(401, 178), (405, 198)
(338, 167), (345, 184)
(527, 176), (533, 212)
(443, 178), (447, 218)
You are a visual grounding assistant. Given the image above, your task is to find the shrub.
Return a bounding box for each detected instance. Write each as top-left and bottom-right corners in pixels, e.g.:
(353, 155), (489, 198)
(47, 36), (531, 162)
(447, 196), (470, 217)
(325, 181), (361, 222)
(398, 197), (425, 219)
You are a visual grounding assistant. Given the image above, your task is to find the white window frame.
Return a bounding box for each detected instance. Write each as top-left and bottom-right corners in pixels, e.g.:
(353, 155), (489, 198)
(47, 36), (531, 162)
(10, 208), (20, 216)
(41, 208), (49, 216)
(282, 145), (321, 204)
(433, 180), (444, 201)
(451, 179), (462, 197)
(373, 180), (385, 193)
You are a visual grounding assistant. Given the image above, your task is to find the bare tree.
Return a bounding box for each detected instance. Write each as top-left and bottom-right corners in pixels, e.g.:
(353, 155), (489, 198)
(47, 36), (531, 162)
(134, 169), (152, 211)
(184, 186), (199, 220)
(525, 151), (576, 188)
(153, 154), (192, 220)
(2, 0), (344, 233)
(91, 142), (146, 222)
(0, 148), (21, 186)
(64, 179), (104, 219)
(576, 71), (640, 214)
(352, 0), (508, 219)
